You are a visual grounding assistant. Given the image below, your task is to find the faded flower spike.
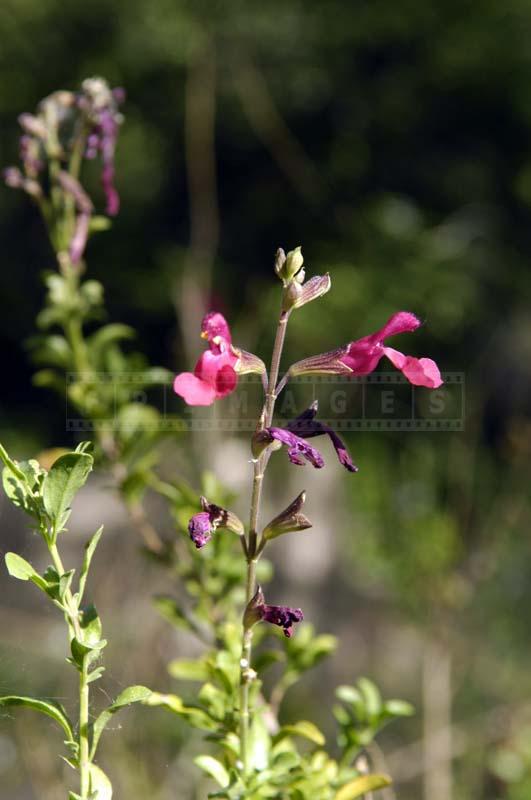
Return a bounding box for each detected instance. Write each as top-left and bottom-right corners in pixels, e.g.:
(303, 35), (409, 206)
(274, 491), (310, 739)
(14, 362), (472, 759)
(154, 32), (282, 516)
(244, 587), (303, 638)
(78, 77), (125, 216)
(262, 490), (312, 540)
(290, 311), (443, 388)
(174, 312), (265, 406)
(188, 496), (244, 549)
(287, 400), (358, 473)
(252, 427), (324, 469)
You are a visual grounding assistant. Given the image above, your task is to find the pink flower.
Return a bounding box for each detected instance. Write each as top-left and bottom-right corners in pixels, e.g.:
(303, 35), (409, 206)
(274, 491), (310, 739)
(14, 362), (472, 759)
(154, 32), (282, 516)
(291, 311), (442, 389)
(174, 312), (239, 406)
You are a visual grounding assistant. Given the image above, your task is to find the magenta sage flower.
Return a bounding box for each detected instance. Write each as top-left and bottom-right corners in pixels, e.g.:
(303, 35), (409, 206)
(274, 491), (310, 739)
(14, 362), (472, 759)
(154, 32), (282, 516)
(174, 312), (265, 406)
(253, 427), (324, 468)
(290, 311), (442, 388)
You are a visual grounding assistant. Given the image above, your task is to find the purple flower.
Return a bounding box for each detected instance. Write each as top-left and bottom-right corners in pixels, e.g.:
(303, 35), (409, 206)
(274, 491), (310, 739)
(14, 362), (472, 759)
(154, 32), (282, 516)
(78, 78), (124, 216)
(286, 401), (358, 473)
(56, 171), (93, 264)
(261, 604), (304, 638)
(244, 587), (303, 638)
(253, 427), (324, 469)
(187, 497), (244, 549)
(188, 511), (213, 549)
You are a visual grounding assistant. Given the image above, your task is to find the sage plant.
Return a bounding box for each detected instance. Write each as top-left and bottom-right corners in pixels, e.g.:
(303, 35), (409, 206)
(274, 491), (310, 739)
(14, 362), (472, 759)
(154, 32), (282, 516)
(0, 442), (151, 799)
(166, 246), (442, 797)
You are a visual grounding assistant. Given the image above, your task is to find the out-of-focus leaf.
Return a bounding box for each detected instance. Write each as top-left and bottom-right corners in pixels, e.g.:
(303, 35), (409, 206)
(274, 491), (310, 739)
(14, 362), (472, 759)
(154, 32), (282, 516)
(194, 755), (230, 787)
(335, 774), (391, 799)
(274, 720), (325, 746)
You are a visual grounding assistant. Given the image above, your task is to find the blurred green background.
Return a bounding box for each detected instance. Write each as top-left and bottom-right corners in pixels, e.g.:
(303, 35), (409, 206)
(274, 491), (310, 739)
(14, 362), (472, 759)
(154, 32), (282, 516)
(1, 1), (531, 798)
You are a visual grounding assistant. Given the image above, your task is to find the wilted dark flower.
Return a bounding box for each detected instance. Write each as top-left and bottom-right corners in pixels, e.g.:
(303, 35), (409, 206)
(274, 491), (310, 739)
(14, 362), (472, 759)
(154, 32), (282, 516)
(244, 586), (303, 638)
(187, 496), (244, 549)
(286, 400), (358, 473)
(252, 427), (324, 469)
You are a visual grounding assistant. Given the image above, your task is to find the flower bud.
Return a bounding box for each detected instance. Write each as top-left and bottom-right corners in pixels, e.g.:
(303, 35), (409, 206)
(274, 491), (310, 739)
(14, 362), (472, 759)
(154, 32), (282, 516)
(18, 113), (48, 140)
(262, 491), (312, 540)
(284, 246), (304, 281)
(274, 247), (287, 279)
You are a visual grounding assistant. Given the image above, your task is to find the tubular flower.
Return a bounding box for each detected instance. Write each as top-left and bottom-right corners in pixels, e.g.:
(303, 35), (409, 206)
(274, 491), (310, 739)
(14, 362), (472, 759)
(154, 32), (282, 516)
(78, 78), (124, 216)
(187, 496), (244, 549)
(290, 311), (443, 389)
(174, 312), (266, 406)
(286, 400), (358, 473)
(252, 427), (324, 468)
(244, 587), (304, 638)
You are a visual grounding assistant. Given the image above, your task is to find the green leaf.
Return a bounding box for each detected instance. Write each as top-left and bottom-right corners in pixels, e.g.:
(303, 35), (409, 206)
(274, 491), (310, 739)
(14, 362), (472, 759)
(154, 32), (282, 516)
(0, 443), (28, 482)
(89, 763), (113, 800)
(168, 657), (209, 682)
(90, 686), (152, 759)
(335, 774), (392, 800)
(358, 677), (382, 718)
(42, 452), (93, 533)
(5, 553), (48, 592)
(0, 695), (74, 740)
(384, 699), (415, 717)
(78, 526), (103, 601)
(87, 324), (135, 365)
(194, 755), (230, 788)
(274, 720), (325, 746)
(145, 692), (218, 731)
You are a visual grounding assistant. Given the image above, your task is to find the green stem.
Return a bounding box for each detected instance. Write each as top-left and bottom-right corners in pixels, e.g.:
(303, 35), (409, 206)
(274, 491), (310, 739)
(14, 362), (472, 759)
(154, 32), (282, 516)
(79, 657), (90, 798)
(239, 306), (291, 777)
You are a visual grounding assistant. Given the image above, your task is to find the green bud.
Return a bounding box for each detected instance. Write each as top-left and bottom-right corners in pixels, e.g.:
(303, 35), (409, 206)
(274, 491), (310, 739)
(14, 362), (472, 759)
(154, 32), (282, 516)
(262, 491), (312, 540)
(284, 246), (304, 282)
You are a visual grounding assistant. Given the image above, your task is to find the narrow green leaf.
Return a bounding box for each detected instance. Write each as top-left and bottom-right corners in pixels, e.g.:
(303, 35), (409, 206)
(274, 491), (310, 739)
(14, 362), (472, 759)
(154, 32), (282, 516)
(88, 763), (113, 800)
(335, 775), (391, 800)
(42, 452), (93, 532)
(5, 553), (48, 592)
(0, 695), (74, 740)
(78, 526), (103, 601)
(90, 686), (152, 759)
(194, 755), (230, 787)
(274, 720), (325, 746)
(168, 657), (209, 682)
(0, 443), (28, 482)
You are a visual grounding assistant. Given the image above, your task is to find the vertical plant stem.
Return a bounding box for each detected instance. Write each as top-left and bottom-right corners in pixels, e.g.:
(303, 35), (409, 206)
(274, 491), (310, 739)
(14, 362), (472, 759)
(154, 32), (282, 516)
(239, 306), (290, 776)
(79, 657), (90, 798)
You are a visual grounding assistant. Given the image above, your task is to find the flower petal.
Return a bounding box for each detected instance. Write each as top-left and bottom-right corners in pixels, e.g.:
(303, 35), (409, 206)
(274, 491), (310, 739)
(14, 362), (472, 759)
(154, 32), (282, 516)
(188, 511), (213, 548)
(215, 364), (238, 398)
(268, 428), (324, 469)
(201, 311), (232, 344)
(384, 348), (443, 388)
(377, 311), (421, 340)
(173, 372), (217, 406)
